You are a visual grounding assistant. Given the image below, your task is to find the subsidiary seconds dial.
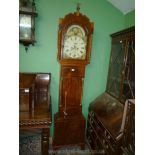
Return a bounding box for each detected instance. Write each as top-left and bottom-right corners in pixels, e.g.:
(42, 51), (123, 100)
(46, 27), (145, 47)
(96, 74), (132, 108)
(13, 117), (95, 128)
(63, 35), (86, 59)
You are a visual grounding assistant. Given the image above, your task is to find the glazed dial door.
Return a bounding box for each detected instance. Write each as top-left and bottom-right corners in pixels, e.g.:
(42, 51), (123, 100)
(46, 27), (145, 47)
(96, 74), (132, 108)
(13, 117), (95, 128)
(62, 25), (87, 59)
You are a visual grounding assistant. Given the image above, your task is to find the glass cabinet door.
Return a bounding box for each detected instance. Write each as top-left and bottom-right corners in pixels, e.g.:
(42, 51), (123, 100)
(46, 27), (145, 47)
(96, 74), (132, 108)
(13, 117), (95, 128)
(121, 38), (135, 102)
(106, 39), (125, 98)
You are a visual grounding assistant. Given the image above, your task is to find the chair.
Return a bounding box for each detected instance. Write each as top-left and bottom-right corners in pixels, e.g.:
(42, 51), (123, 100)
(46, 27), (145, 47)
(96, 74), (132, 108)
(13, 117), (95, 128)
(19, 73), (52, 155)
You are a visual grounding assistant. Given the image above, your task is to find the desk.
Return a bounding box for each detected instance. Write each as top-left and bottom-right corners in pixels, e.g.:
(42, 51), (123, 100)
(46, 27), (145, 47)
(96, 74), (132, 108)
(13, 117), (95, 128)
(19, 108), (52, 155)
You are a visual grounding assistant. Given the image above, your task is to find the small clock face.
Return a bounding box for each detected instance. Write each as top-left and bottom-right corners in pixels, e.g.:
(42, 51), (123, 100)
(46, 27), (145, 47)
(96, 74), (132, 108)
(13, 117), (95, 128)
(19, 14), (32, 40)
(62, 25), (87, 59)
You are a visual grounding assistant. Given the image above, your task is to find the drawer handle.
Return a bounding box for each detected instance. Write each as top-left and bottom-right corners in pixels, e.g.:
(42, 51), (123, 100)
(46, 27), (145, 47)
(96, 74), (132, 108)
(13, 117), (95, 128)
(71, 68), (75, 72)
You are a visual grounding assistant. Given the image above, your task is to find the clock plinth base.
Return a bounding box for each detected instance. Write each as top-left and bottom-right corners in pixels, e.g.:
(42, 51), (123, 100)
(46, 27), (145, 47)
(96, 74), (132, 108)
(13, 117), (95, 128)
(53, 112), (85, 150)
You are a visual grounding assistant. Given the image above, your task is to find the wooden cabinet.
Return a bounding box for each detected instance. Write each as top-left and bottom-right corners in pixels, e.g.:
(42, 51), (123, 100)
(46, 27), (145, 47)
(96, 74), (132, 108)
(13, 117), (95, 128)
(107, 27), (135, 102)
(86, 27), (135, 155)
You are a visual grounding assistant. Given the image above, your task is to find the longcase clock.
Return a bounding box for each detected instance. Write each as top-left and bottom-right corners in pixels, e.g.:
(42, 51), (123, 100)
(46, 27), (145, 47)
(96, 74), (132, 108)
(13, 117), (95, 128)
(53, 6), (94, 149)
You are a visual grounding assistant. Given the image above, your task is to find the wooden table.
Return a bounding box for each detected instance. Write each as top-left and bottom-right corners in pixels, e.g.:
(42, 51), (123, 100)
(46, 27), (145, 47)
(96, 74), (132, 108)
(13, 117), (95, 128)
(19, 108), (52, 155)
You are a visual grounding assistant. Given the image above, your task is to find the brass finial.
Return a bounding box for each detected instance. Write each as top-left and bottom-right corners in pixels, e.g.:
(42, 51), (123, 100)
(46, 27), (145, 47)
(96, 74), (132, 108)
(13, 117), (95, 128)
(76, 3), (81, 16)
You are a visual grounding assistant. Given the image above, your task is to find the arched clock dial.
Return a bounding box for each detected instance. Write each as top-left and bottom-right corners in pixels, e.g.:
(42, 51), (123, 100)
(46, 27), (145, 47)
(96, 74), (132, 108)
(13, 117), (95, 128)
(62, 25), (87, 59)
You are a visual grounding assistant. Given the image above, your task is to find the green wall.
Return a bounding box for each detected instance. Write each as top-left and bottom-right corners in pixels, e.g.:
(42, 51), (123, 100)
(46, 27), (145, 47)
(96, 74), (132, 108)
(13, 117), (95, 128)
(124, 10), (135, 28)
(19, 0), (133, 135)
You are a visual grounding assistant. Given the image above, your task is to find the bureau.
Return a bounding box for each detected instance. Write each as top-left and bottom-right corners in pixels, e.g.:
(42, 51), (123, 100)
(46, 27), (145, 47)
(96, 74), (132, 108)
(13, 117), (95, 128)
(87, 93), (135, 155)
(86, 27), (135, 155)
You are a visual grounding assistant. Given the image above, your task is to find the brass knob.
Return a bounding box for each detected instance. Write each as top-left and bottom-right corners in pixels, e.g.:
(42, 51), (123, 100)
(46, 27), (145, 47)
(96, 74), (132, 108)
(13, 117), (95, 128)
(71, 68), (75, 72)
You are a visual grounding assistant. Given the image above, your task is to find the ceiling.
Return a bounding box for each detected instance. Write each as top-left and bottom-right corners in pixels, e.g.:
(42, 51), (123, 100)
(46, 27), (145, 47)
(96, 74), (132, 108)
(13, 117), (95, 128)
(107, 0), (135, 15)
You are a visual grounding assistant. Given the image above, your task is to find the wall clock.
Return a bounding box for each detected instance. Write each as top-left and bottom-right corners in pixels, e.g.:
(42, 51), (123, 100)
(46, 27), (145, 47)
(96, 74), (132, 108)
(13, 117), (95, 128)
(19, 0), (38, 51)
(53, 5), (94, 150)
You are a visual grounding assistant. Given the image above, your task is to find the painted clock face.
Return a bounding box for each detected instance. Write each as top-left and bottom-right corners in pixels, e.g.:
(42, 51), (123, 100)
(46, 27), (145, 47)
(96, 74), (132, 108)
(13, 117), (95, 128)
(62, 25), (87, 59)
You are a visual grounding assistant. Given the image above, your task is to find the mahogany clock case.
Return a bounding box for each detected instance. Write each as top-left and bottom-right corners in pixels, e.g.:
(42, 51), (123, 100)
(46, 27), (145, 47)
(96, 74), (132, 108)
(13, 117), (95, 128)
(53, 8), (94, 150)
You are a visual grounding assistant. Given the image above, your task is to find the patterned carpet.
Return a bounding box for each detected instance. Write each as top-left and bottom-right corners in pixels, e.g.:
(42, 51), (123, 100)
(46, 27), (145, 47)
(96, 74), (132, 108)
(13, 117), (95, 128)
(19, 134), (92, 155)
(19, 134), (41, 155)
